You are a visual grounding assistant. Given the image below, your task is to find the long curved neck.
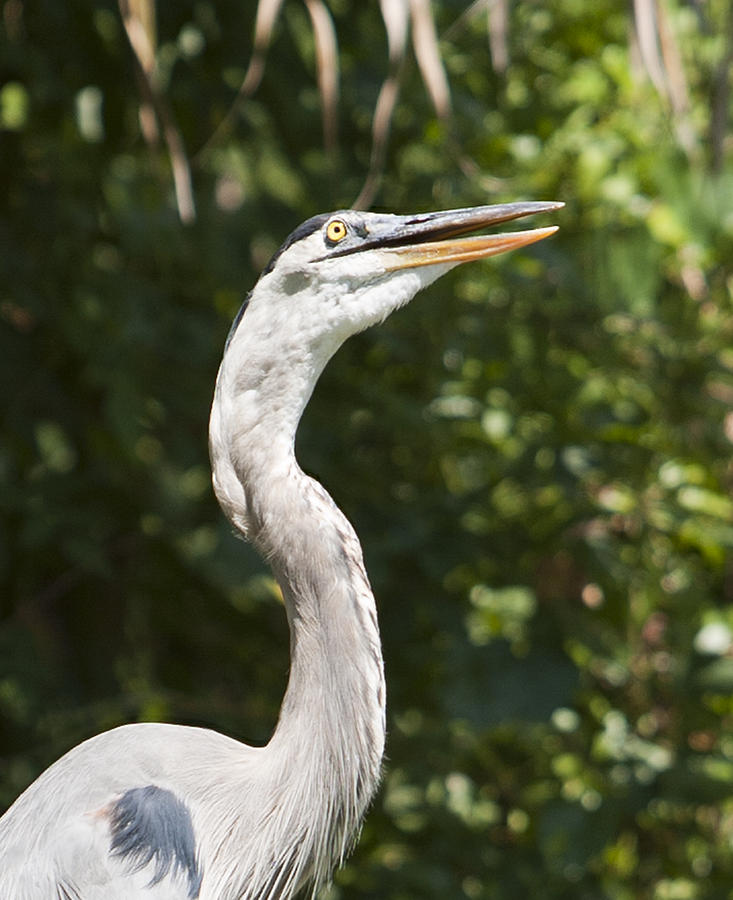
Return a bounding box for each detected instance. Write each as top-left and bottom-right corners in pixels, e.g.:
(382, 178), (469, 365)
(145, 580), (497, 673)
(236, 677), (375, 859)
(209, 316), (386, 892)
(244, 444), (386, 770)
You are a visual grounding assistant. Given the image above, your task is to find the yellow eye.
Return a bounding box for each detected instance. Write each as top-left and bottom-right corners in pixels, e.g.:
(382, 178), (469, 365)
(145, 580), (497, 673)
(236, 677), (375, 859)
(326, 219), (348, 244)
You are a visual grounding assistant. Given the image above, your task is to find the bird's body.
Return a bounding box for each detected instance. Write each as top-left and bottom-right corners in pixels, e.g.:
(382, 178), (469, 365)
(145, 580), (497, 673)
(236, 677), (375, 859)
(0, 203), (560, 898)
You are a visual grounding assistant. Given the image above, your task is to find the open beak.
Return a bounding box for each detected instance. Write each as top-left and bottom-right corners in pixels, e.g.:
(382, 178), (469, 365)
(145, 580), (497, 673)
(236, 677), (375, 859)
(372, 201), (563, 270)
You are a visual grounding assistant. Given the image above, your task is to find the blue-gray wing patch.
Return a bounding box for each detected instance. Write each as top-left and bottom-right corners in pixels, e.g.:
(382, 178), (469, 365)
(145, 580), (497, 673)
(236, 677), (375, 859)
(109, 785), (203, 898)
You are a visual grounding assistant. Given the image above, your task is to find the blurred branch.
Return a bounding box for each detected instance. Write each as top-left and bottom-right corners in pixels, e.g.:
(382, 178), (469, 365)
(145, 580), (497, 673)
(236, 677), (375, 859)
(304, 0), (340, 155)
(122, 0), (158, 147)
(709, 2), (733, 174)
(196, 0), (286, 160)
(353, 0), (409, 209)
(355, 0), (455, 209)
(409, 0), (451, 120)
(381, 0), (410, 67)
(631, 0), (694, 156)
(632, 0), (668, 96)
(442, 0), (486, 40)
(655, 0), (694, 153)
(240, 0), (287, 97)
(487, 0), (509, 74)
(443, 0), (508, 74)
(2, 0), (24, 41)
(197, 0), (340, 161)
(119, 0), (196, 224)
(352, 68), (403, 210)
(436, 0), (509, 196)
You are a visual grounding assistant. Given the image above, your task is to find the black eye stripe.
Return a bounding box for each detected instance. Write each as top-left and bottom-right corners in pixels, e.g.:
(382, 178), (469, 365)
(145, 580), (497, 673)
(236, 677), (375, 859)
(261, 213), (333, 276)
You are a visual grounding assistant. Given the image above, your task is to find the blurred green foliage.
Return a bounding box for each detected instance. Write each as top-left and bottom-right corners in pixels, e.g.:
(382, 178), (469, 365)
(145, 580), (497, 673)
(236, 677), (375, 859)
(1, 1), (733, 898)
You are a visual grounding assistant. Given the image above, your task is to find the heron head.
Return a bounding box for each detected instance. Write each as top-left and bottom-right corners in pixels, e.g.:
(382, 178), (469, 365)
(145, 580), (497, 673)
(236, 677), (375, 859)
(229, 201), (562, 361)
(212, 201), (562, 525)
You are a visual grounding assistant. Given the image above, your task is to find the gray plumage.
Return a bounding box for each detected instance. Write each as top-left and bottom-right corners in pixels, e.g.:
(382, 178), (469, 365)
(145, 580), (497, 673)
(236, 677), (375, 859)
(109, 787), (202, 896)
(0, 202), (560, 898)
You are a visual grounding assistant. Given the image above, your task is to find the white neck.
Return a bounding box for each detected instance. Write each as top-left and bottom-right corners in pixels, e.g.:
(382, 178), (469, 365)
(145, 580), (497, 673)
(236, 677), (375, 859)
(208, 304), (386, 894)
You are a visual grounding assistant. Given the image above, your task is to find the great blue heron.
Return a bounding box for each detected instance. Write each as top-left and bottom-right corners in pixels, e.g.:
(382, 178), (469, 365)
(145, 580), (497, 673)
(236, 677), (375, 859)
(0, 201), (560, 898)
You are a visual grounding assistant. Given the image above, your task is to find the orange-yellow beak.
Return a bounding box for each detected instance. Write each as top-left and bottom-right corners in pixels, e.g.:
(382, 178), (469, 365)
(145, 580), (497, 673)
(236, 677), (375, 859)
(383, 225), (559, 269)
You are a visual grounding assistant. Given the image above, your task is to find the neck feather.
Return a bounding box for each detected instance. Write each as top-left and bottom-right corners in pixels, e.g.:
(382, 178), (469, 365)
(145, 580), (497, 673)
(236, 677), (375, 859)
(209, 320), (386, 895)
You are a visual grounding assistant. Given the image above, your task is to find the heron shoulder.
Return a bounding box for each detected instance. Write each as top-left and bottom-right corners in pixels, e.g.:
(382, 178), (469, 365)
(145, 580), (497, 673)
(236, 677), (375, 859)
(109, 785), (202, 897)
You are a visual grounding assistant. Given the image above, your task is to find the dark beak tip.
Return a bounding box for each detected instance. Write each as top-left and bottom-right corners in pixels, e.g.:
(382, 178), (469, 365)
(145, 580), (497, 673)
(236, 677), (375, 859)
(499, 199), (564, 214)
(467, 199), (564, 221)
